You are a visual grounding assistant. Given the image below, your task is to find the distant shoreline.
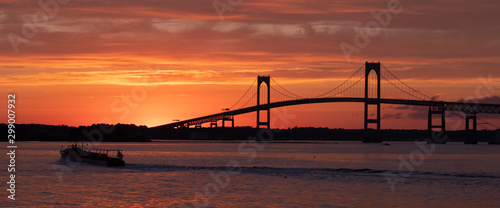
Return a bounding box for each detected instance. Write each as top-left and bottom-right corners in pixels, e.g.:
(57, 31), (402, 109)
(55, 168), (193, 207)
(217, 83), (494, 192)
(2, 123), (498, 143)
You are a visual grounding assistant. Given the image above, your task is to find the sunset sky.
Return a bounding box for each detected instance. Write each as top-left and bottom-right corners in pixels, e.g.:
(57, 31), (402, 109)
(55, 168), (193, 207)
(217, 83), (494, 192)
(1, 0), (499, 129)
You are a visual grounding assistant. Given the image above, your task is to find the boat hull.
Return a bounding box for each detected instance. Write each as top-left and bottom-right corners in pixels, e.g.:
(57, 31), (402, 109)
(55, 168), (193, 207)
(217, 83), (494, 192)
(60, 149), (125, 167)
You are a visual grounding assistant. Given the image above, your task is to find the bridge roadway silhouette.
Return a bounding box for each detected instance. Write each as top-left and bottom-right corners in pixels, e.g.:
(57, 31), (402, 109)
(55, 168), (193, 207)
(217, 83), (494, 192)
(155, 62), (500, 144)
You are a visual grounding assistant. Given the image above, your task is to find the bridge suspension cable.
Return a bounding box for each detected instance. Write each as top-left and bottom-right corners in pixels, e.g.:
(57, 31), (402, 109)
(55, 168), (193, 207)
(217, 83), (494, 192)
(314, 63), (366, 98)
(270, 78), (305, 102)
(229, 78), (257, 110)
(229, 63), (441, 111)
(448, 111), (499, 130)
(240, 92), (257, 109)
(477, 116), (500, 129)
(380, 64), (432, 101)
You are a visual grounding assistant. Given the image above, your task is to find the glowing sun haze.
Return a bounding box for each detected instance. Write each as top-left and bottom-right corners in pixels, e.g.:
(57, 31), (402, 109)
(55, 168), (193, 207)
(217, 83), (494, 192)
(1, 0), (499, 129)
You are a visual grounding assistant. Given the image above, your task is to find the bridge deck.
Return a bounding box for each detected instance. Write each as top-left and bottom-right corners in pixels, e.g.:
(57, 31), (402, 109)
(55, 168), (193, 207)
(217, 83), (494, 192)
(154, 98), (500, 128)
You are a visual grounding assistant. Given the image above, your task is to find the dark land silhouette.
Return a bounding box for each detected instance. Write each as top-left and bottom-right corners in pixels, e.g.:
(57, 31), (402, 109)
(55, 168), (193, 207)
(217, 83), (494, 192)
(1, 123), (499, 143)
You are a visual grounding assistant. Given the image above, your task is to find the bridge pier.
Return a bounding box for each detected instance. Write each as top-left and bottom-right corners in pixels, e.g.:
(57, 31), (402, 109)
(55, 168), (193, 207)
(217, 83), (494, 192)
(364, 101), (381, 143)
(257, 76), (271, 129)
(363, 62), (382, 143)
(427, 108), (446, 144)
(222, 115), (234, 128)
(490, 129), (500, 144)
(210, 121), (218, 128)
(464, 114), (477, 144)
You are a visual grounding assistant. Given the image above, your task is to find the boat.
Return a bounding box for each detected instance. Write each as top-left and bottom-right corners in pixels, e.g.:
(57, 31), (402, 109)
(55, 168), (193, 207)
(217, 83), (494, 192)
(60, 143), (125, 167)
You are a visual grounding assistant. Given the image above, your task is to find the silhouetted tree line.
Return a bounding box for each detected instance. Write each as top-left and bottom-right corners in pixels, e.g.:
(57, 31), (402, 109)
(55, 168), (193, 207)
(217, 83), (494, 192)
(1, 124), (499, 142)
(0, 123), (150, 142)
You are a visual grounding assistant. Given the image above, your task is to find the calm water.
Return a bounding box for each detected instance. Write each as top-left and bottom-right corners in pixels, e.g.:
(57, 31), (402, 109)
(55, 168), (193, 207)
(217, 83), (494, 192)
(2, 141), (500, 207)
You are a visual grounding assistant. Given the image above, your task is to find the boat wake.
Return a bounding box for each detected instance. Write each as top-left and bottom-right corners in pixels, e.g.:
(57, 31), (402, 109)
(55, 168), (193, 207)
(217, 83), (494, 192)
(122, 163), (500, 180)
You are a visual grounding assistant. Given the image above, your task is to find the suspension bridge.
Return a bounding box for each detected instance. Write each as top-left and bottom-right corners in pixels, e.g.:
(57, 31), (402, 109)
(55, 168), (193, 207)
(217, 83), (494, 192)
(154, 62), (500, 144)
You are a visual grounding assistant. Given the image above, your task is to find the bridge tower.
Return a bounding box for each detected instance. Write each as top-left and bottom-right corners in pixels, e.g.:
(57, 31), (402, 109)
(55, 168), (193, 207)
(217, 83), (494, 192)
(363, 62), (382, 143)
(257, 76), (271, 129)
(465, 114), (478, 144)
